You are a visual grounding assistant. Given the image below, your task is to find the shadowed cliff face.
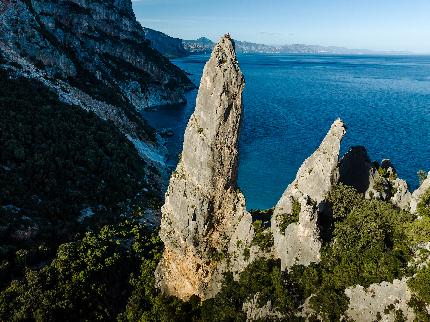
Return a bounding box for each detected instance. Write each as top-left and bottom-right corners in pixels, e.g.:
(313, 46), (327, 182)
(156, 35), (259, 301)
(0, 0), (193, 142)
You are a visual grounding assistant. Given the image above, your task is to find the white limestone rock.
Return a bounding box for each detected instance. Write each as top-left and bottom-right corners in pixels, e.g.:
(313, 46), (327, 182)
(345, 278), (415, 322)
(271, 119), (346, 270)
(156, 35), (256, 300)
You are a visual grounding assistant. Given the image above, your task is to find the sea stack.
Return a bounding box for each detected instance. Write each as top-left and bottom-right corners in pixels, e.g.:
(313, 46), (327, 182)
(271, 119), (346, 270)
(156, 35), (255, 300)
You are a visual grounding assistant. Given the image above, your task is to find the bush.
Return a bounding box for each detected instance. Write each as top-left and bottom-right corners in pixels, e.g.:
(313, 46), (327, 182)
(0, 221), (161, 321)
(0, 70), (161, 287)
(405, 216), (430, 245)
(408, 267), (430, 304)
(278, 198), (301, 233)
(417, 188), (430, 218)
(252, 220), (274, 251)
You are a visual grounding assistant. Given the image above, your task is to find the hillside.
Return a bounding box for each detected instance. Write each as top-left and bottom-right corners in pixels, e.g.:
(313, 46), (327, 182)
(143, 27), (189, 59)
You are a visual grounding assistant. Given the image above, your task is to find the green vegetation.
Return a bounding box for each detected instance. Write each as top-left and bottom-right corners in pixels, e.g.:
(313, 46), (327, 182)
(0, 221), (163, 321)
(251, 220), (274, 251)
(278, 198), (301, 234)
(418, 170), (428, 185)
(1, 70), (429, 321)
(200, 259), (304, 322)
(417, 188), (430, 218)
(293, 184), (417, 320)
(0, 70), (161, 288)
(409, 266), (430, 307)
(408, 295), (430, 321)
(405, 216), (430, 245)
(1, 176), (429, 321)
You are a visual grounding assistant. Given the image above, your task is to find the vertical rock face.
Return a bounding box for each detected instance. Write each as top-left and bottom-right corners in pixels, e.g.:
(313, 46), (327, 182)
(339, 146), (372, 193)
(0, 0), (194, 186)
(156, 35), (255, 300)
(271, 119), (346, 270)
(365, 159), (411, 210)
(0, 0), (193, 110)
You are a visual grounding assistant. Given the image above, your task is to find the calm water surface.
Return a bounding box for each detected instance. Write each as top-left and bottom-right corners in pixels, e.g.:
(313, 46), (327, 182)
(142, 54), (430, 210)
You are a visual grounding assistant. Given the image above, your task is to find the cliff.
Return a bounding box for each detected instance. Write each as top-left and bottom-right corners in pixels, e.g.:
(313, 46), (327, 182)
(271, 119), (346, 270)
(0, 0), (193, 140)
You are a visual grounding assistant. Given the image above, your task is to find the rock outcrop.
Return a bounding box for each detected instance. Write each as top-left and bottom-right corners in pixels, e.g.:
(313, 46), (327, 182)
(156, 35), (256, 300)
(365, 159), (411, 210)
(339, 147), (412, 210)
(242, 293), (283, 321)
(345, 278), (415, 322)
(339, 146), (372, 193)
(410, 172), (430, 214)
(271, 119), (346, 270)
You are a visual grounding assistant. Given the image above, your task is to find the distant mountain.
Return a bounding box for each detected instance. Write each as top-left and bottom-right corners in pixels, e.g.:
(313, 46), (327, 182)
(182, 37), (410, 55)
(182, 37), (215, 55)
(143, 28), (189, 58)
(138, 26), (411, 58)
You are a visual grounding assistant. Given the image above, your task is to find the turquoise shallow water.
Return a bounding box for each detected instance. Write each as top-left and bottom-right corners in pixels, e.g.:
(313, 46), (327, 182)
(142, 54), (430, 210)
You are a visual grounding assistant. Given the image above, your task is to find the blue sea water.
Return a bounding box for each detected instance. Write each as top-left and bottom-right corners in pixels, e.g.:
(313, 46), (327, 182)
(142, 54), (430, 210)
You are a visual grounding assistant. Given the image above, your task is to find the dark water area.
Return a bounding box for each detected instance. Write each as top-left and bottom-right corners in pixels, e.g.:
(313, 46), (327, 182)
(142, 54), (430, 210)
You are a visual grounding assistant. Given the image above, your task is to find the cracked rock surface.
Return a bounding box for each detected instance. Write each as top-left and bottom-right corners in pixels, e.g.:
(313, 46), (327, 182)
(156, 35), (256, 300)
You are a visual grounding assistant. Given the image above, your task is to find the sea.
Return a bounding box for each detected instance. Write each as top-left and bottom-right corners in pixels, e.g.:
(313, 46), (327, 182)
(142, 54), (430, 210)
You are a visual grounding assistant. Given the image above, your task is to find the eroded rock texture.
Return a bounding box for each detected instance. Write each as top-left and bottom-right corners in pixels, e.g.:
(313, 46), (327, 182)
(345, 278), (415, 322)
(364, 159), (411, 210)
(0, 0), (192, 111)
(271, 119), (346, 270)
(0, 0), (195, 183)
(156, 35), (255, 300)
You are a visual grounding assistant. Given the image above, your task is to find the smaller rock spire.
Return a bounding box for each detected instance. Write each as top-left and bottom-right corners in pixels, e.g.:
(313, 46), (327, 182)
(271, 119), (346, 270)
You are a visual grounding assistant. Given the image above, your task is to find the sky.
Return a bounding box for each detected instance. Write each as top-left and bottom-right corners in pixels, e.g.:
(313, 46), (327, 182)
(131, 0), (430, 54)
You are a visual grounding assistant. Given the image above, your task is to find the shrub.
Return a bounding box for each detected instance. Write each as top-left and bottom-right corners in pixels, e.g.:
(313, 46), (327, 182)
(0, 221), (161, 321)
(408, 267), (430, 304)
(252, 220), (274, 251)
(278, 198), (301, 234)
(417, 188), (430, 218)
(418, 170), (428, 186)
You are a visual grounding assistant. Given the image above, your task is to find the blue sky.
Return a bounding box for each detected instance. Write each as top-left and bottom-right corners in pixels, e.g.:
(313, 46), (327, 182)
(132, 0), (430, 53)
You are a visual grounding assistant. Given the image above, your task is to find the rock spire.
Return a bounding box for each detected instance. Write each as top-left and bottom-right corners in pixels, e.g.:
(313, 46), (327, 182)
(156, 35), (255, 300)
(271, 119), (346, 270)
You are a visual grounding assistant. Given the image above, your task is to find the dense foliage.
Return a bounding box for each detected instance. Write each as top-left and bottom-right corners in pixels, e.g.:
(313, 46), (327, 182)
(0, 221), (163, 321)
(0, 71), (161, 288)
(278, 198), (301, 233)
(417, 187), (430, 218)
